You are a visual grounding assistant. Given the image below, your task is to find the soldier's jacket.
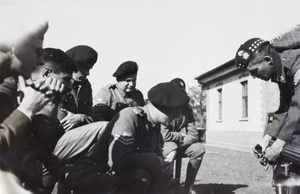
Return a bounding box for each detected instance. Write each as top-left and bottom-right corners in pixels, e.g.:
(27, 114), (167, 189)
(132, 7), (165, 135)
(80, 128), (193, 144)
(62, 107), (163, 192)
(161, 104), (199, 154)
(0, 77), (64, 190)
(58, 80), (94, 126)
(267, 49), (300, 143)
(108, 107), (163, 173)
(93, 83), (145, 121)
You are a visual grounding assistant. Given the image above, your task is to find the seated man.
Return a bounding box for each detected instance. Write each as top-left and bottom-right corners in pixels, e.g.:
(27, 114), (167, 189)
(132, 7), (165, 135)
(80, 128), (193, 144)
(93, 60), (145, 121)
(53, 45), (107, 165)
(58, 45), (98, 130)
(0, 22), (61, 193)
(161, 78), (205, 194)
(61, 82), (190, 194)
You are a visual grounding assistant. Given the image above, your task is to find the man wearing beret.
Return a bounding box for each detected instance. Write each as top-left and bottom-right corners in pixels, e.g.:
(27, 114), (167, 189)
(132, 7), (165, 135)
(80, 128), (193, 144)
(61, 82), (190, 194)
(161, 78), (205, 194)
(93, 60), (145, 121)
(53, 45), (108, 165)
(58, 45), (97, 130)
(235, 38), (300, 163)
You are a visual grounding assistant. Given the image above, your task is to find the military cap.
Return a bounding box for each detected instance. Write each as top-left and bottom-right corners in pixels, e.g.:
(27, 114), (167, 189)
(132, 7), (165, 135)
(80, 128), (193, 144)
(113, 61), (138, 78)
(148, 82), (190, 109)
(65, 45), (98, 68)
(43, 48), (78, 73)
(235, 38), (270, 69)
(170, 78), (186, 91)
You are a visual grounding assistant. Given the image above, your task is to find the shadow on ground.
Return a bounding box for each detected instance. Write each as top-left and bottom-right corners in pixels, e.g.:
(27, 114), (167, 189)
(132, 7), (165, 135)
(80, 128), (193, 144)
(193, 183), (248, 194)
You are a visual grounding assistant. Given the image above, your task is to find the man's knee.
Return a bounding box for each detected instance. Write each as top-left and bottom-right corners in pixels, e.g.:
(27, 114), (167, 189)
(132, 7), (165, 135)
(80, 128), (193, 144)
(189, 143), (205, 159)
(163, 141), (178, 157)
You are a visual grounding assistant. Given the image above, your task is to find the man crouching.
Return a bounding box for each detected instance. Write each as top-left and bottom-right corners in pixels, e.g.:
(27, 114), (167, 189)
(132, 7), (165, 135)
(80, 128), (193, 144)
(61, 82), (190, 194)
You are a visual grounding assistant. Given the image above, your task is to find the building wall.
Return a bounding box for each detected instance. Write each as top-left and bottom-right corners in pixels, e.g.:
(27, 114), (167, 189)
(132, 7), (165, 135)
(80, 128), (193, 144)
(205, 76), (279, 152)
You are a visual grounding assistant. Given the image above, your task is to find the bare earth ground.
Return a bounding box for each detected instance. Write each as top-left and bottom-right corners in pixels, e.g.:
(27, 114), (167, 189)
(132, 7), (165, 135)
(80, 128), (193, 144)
(179, 145), (275, 194)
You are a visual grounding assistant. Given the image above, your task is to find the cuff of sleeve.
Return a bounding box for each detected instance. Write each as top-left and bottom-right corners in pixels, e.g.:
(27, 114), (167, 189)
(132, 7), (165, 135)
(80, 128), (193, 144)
(17, 107), (32, 121)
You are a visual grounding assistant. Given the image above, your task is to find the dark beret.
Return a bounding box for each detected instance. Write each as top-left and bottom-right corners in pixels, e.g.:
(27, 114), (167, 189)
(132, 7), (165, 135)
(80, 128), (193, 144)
(170, 78), (186, 91)
(43, 47), (78, 73)
(235, 38), (270, 69)
(113, 61), (138, 78)
(148, 82), (190, 109)
(65, 45), (98, 68)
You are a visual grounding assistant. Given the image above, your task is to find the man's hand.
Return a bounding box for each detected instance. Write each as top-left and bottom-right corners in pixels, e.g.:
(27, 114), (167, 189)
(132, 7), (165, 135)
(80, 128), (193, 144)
(265, 138), (286, 162)
(34, 77), (66, 103)
(164, 150), (177, 163)
(59, 109), (82, 130)
(17, 76), (53, 118)
(253, 134), (272, 156)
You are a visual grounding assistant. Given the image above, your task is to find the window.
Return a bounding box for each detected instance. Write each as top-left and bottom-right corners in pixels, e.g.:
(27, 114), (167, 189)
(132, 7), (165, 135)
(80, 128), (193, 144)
(241, 81), (248, 118)
(218, 88), (222, 120)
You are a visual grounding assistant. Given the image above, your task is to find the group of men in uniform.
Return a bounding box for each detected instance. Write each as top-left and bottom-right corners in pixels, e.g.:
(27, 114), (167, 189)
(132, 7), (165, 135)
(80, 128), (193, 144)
(0, 20), (205, 194)
(5, 17), (300, 194)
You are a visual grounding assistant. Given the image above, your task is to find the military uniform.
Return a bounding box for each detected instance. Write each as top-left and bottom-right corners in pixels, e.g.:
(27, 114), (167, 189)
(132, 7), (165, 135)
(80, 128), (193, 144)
(58, 79), (94, 126)
(235, 39), (300, 150)
(61, 82), (190, 194)
(61, 107), (167, 193)
(0, 77), (63, 193)
(264, 49), (300, 144)
(93, 83), (145, 121)
(161, 78), (205, 192)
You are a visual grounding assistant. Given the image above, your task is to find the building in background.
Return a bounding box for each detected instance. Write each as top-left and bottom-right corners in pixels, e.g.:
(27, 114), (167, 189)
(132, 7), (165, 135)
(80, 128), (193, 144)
(195, 25), (300, 152)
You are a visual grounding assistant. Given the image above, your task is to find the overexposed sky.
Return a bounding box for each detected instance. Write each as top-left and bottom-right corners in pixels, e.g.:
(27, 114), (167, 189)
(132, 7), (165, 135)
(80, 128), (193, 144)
(1, 0), (300, 95)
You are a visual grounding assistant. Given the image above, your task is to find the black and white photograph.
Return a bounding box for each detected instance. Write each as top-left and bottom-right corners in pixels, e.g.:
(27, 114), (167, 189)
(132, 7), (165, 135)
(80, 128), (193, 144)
(1, 0), (300, 193)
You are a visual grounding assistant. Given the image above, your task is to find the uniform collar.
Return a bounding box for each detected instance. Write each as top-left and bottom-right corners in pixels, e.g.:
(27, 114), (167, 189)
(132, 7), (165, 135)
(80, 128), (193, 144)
(272, 53), (286, 83)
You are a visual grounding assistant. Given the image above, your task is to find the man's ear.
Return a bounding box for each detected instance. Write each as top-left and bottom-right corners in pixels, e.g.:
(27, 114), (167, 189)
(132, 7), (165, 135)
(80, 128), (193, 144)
(42, 67), (53, 78)
(264, 56), (273, 66)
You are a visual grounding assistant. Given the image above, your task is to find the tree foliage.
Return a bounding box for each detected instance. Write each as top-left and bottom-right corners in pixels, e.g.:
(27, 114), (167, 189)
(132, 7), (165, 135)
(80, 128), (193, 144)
(187, 85), (206, 129)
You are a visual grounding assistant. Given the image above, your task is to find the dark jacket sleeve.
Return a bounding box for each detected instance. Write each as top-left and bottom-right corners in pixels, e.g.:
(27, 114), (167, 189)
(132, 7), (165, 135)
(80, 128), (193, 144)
(265, 83), (291, 138)
(0, 110), (31, 151)
(79, 81), (95, 123)
(31, 114), (64, 154)
(267, 51), (300, 142)
(277, 83), (300, 142)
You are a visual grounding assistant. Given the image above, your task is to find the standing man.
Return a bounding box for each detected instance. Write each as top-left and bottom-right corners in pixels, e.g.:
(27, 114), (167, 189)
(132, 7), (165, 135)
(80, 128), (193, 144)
(235, 38), (300, 162)
(61, 82), (190, 194)
(58, 45), (97, 130)
(161, 78), (205, 194)
(93, 60), (145, 121)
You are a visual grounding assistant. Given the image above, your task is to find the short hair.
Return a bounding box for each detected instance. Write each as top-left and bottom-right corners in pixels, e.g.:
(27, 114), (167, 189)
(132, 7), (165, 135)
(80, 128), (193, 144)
(42, 48), (78, 73)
